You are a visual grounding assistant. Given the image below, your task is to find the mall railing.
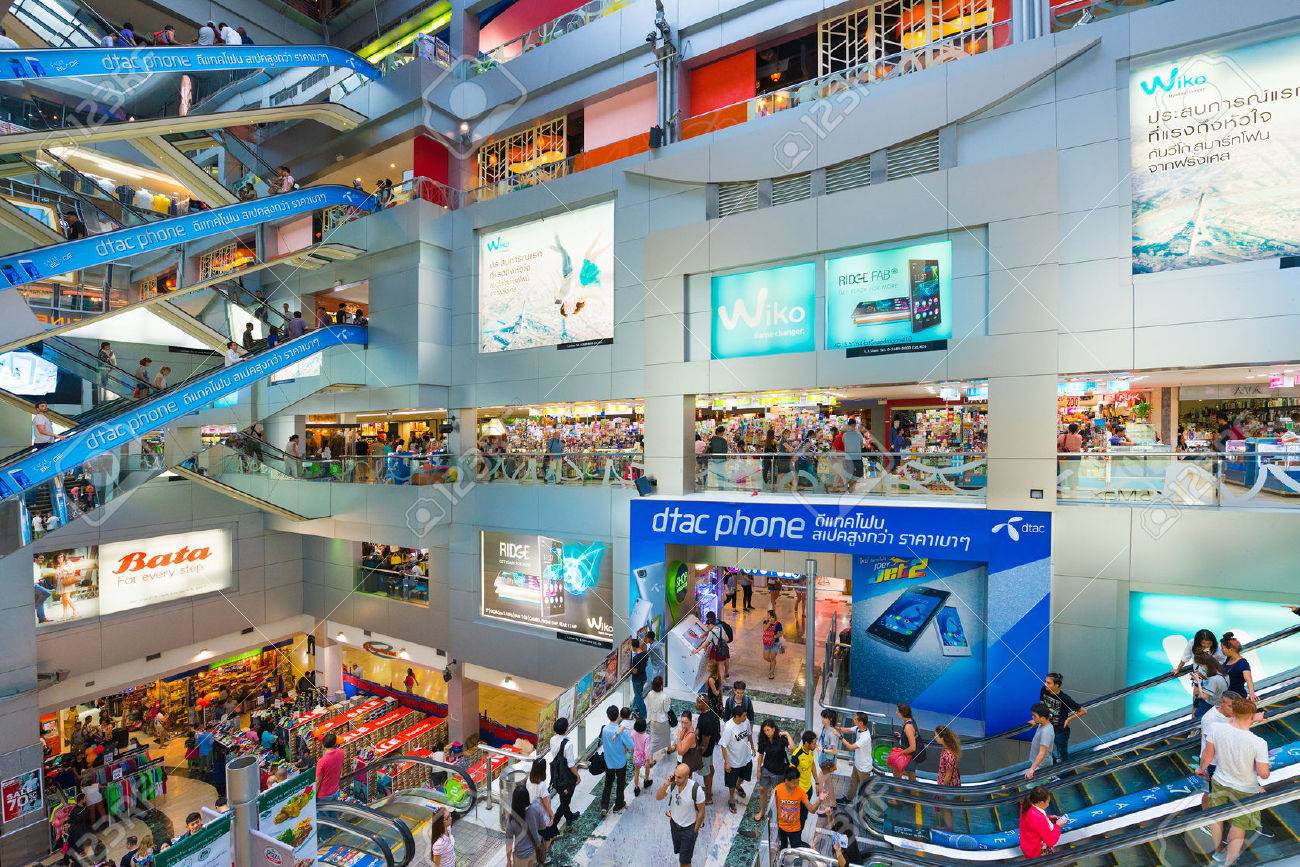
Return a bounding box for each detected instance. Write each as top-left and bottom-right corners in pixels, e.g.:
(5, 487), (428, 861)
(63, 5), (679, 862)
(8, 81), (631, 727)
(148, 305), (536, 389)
(1050, 0), (1176, 30)
(681, 19), (1010, 140)
(321, 177), (459, 233)
(469, 449), (643, 486)
(477, 0), (634, 67)
(463, 154), (579, 205)
(354, 564), (430, 606)
(1055, 449), (1300, 509)
(696, 451), (987, 500)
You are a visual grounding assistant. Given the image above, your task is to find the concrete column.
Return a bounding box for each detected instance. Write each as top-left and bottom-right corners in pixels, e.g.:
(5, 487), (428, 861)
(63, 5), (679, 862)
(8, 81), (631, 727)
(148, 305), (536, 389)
(985, 374), (1057, 510)
(643, 394), (694, 495)
(449, 8), (479, 60)
(449, 408), (478, 457)
(445, 670), (479, 745)
(317, 636), (343, 698)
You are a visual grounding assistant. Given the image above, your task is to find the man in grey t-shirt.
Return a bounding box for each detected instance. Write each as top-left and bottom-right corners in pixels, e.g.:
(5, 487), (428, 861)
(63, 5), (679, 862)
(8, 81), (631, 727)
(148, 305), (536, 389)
(1025, 703), (1055, 780)
(841, 418), (865, 481)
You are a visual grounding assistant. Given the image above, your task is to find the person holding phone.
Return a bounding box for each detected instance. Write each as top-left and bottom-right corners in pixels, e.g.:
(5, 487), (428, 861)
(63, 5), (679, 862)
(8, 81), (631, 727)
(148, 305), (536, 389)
(1018, 787), (1066, 859)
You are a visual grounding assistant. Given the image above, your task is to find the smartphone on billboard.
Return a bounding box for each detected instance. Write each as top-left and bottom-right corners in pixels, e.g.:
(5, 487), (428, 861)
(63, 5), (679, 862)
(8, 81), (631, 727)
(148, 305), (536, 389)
(8, 59), (27, 79)
(866, 586), (950, 651)
(18, 260), (38, 279)
(908, 259), (942, 333)
(542, 540), (566, 617)
(851, 297), (910, 326)
(0, 264), (20, 285)
(934, 606), (971, 657)
(24, 57), (47, 77)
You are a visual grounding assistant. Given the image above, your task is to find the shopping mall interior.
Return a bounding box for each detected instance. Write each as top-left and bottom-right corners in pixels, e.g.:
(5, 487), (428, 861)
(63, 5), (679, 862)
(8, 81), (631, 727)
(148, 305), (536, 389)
(0, 0), (1298, 864)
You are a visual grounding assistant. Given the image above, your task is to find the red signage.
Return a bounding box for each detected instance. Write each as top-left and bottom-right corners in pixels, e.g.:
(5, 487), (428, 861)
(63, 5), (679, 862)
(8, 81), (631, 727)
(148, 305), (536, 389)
(313, 698), (387, 739)
(2, 769), (42, 824)
(341, 710), (415, 746)
(374, 718), (441, 758)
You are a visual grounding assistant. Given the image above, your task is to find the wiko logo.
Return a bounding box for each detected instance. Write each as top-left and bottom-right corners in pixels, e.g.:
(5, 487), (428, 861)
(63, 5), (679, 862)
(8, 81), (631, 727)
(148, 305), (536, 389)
(586, 615), (610, 634)
(1140, 66), (1207, 95)
(716, 285), (807, 331)
(485, 236), (509, 252)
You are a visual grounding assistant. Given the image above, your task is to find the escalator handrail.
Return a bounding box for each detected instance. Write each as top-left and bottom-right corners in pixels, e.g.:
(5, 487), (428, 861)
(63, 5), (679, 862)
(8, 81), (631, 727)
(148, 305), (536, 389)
(315, 813), (401, 867)
(839, 773), (1300, 866)
(37, 148), (156, 222)
(18, 155), (127, 231)
(42, 336), (145, 391)
(316, 799), (413, 867)
(207, 282), (293, 330)
(846, 688), (1300, 809)
(341, 753), (481, 811)
(830, 620), (1300, 753)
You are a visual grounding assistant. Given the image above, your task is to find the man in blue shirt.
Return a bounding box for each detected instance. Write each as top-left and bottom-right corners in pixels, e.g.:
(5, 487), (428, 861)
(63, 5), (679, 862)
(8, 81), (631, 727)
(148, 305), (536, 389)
(599, 704), (634, 816)
(195, 725), (213, 773)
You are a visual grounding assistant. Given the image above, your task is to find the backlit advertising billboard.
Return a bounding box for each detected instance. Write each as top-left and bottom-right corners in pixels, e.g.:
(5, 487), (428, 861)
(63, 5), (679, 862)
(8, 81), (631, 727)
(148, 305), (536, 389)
(480, 530), (613, 642)
(711, 262), (816, 359)
(478, 200), (615, 353)
(97, 529), (233, 616)
(1131, 33), (1300, 273)
(825, 240), (952, 356)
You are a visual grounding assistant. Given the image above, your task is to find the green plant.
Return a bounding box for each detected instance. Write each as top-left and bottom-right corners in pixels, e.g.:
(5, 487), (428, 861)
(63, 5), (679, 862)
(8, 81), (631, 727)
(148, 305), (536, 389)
(1134, 400), (1151, 419)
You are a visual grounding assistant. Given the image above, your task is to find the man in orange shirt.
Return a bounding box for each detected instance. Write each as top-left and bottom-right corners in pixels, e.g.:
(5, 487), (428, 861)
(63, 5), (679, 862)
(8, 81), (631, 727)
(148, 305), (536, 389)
(772, 768), (811, 850)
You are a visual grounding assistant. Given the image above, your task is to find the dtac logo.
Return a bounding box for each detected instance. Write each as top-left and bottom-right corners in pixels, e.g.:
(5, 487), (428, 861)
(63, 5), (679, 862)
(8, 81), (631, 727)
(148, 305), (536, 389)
(716, 285), (807, 331)
(1140, 66), (1207, 95)
(992, 516), (1046, 541)
(485, 236), (509, 252)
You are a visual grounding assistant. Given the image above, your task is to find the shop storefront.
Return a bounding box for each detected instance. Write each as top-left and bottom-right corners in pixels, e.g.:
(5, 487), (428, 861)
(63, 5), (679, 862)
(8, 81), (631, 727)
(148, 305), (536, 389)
(478, 401), (643, 453)
(629, 498), (1052, 734)
(357, 543), (430, 606)
(1056, 380), (1163, 451)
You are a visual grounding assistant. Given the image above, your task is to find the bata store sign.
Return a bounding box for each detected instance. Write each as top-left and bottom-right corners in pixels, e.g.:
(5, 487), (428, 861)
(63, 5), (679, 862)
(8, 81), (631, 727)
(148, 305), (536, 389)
(98, 529), (233, 615)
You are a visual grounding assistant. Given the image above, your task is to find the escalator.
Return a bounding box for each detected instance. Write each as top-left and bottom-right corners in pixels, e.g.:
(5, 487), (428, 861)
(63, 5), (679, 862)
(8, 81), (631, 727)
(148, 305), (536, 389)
(317, 800), (416, 867)
(827, 625), (1300, 863)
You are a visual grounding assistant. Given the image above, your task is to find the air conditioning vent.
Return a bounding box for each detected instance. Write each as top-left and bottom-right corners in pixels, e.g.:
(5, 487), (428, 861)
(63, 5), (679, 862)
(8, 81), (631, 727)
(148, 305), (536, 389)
(825, 154), (872, 194)
(771, 173), (812, 206)
(887, 133), (941, 180)
(717, 181), (759, 217)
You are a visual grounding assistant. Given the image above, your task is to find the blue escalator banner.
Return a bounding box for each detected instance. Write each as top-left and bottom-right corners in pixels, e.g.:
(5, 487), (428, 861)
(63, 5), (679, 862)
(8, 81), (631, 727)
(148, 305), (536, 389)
(0, 46), (380, 81)
(0, 186), (371, 290)
(0, 324), (367, 499)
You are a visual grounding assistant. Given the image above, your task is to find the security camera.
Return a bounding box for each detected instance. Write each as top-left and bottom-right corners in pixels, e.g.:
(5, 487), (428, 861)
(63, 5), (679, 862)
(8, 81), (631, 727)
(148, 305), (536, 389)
(646, 30), (657, 44)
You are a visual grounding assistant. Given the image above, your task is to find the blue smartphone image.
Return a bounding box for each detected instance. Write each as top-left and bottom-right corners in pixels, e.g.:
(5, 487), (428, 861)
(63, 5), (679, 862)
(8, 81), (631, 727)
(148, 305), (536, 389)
(935, 606), (971, 657)
(866, 585), (950, 651)
(24, 57), (47, 77)
(18, 260), (38, 279)
(8, 59), (27, 79)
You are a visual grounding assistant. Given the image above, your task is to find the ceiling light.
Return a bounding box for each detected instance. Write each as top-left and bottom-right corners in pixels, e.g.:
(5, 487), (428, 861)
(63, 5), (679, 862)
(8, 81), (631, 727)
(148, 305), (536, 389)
(389, 163), (396, 169)
(503, 675), (515, 687)
(336, 631), (346, 642)
(196, 648), (211, 660)
(398, 649), (410, 659)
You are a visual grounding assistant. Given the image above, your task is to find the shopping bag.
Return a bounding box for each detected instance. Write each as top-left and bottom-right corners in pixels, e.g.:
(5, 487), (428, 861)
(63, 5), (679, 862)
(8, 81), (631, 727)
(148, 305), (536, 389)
(886, 747), (910, 775)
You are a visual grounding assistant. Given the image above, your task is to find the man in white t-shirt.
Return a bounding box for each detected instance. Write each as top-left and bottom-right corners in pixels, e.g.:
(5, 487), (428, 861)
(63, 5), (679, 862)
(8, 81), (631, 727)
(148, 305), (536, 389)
(720, 706), (755, 813)
(196, 21), (217, 45)
(0, 26), (20, 49)
(1198, 696), (1270, 866)
(656, 762), (705, 867)
(838, 711), (873, 803)
(32, 401), (55, 446)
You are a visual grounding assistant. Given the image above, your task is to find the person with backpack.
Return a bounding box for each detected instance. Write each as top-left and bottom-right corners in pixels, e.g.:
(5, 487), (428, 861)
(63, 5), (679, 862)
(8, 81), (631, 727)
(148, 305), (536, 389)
(656, 762), (706, 867)
(693, 695), (721, 805)
(691, 610), (732, 680)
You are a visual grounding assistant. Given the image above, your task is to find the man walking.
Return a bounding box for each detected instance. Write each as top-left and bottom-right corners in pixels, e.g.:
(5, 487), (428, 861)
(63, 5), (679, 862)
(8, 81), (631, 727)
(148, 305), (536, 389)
(657, 763), (705, 867)
(1024, 703), (1055, 780)
(1198, 697), (1270, 865)
(630, 635), (649, 720)
(723, 681), (754, 724)
(598, 705), (634, 816)
(842, 417), (865, 487)
(838, 711), (873, 803)
(720, 705), (755, 814)
(739, 571), (754, 611)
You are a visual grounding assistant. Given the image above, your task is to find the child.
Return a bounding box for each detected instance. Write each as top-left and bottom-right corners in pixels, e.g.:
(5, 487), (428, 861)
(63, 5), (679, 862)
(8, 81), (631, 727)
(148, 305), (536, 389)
(631, 717), (650, 796)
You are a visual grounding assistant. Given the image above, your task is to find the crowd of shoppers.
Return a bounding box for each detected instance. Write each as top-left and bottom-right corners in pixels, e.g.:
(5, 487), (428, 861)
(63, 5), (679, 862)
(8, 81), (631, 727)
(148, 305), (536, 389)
(94, 20), (254, 48)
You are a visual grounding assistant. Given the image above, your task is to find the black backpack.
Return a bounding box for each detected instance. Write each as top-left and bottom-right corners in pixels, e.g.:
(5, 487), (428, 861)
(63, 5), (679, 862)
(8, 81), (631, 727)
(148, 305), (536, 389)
(550, 738), (575, 788)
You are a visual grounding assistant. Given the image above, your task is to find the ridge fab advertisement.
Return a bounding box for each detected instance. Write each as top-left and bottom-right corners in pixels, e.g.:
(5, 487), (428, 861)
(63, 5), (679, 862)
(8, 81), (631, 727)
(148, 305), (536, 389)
(478, 200), (616, 353)
(711, 262), (816, 359)
(480, 531), (613, 641)
(97, 529), (233, 616)
(1131, 34), (1300, 273)
(826, 240), (952, 356)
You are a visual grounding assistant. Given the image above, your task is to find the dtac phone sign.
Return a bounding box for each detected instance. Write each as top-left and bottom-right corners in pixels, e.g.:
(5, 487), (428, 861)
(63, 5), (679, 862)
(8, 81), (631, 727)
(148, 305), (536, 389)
(478, 200), (615, 353)
(826, 240), (952, 356)
(98, 529), (233, 615)
(711, 262), (816, 359)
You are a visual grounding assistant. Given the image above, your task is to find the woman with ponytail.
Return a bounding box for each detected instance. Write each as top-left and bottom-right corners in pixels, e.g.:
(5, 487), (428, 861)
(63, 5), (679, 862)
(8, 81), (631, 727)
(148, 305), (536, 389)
(1018, 786), (1067, 859)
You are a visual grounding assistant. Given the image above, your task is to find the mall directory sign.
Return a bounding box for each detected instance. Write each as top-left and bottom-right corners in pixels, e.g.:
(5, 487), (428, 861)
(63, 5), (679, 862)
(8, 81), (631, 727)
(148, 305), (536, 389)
(34, 529), (233, 626)
(1131, 33), (1300, 273)
(711, 262), (816, 359)
(1125, 591), (1298, 722)
(825, 240), (952, 356)
(478, 200), (615, 353)
(480, 531), (614, 642)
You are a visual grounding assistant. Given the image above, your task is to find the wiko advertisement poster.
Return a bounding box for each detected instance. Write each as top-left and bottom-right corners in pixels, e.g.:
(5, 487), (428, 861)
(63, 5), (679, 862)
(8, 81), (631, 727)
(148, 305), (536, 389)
(1131, 34), (1300, 273)
(849, 556), (986, 728)
(480, 531), (614, 641)
(711, 262), (816, 359)
(825, 240), (952, 356)
(478, 200), (615, 352)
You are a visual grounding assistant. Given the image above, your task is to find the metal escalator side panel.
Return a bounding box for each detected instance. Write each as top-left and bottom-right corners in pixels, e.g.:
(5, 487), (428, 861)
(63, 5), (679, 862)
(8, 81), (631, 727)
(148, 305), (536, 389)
(151, 300), (231, 351)
(0, 324), (368, 499)
(317, 800), (413, 867)
(170, 465), (311, 521)
(133, 135), (238, 207)
(316, 817), (398, 867)
(0, 196), (64, 245)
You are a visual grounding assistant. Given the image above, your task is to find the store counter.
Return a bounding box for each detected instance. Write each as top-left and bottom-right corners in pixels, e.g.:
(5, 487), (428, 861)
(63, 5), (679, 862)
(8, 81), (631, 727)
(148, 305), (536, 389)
(1224, 439), (1300, 494)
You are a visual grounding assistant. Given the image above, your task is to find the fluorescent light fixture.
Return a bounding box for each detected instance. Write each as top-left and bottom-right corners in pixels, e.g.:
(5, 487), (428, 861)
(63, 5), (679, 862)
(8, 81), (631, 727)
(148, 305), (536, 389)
(336, 631), (347, 642)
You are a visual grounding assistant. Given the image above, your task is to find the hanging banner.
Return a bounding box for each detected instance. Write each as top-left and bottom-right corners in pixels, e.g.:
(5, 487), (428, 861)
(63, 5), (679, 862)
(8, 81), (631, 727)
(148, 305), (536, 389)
(0, 46), (379, 82)
(0, 324), (368, 499)
(1, 768), (42, 827)
(711, 262), (816, 359)
(155, 815), (231, 867)
(826, 240), (953, 356)
(257, 771), (317, 864)
(0, 186), (372, 291)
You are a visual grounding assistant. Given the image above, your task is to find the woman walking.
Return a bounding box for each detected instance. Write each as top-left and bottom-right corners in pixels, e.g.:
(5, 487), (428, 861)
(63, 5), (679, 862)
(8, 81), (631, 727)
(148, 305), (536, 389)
(934, 725), (962, 830)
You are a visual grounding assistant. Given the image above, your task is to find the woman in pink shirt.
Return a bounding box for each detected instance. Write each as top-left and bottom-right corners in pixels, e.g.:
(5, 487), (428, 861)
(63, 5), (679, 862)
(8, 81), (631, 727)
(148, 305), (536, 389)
(1019, 786), (1066, 859)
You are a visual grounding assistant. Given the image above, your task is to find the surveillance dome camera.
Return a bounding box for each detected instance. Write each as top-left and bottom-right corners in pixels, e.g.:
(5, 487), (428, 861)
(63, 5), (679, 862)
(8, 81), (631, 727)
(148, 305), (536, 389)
(645, 30), (657, 44)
